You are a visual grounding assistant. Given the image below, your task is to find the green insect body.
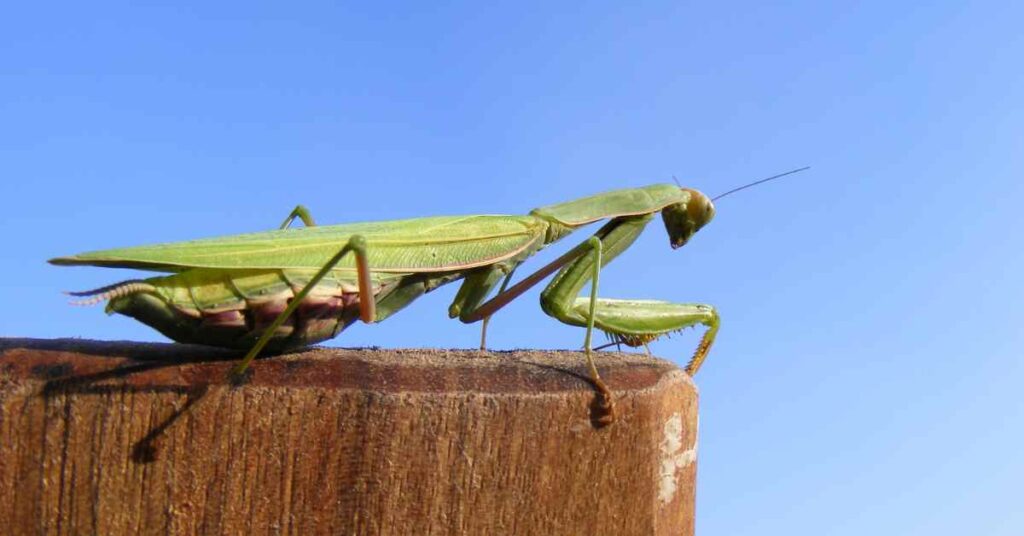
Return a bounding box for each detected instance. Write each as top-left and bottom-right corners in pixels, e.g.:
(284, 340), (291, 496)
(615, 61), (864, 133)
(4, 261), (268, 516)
(52, 184), (721, 423)
(62, 215), (544, 352)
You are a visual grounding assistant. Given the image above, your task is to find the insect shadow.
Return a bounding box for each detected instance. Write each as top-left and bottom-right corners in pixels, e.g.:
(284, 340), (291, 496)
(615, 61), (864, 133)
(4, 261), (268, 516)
(25, 338), (232, 464)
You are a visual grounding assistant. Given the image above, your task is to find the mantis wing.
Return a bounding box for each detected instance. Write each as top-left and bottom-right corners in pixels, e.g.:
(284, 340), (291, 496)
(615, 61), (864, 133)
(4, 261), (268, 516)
(50, 215), (546, 273)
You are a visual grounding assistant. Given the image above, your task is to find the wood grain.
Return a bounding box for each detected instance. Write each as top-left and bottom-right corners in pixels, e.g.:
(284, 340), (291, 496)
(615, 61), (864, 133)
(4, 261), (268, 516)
(0, 338), (698, 535)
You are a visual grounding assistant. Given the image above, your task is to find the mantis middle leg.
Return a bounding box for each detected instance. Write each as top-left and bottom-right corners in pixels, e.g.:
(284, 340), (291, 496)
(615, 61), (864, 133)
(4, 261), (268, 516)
(448, 264), (518, 350)
(479, 268), (516, 349)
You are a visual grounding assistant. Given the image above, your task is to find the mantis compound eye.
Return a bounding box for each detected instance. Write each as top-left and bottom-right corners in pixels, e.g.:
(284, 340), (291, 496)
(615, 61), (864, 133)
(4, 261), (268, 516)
(689, 190), (715, 228)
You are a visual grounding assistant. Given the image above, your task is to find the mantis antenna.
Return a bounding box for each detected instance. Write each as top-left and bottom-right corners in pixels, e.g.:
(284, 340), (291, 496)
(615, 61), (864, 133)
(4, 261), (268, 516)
(711, 166), (810, 201)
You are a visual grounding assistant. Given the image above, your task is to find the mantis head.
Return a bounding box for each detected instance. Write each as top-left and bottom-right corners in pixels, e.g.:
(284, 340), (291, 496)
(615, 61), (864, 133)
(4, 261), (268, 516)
(660, 166), (811, 249)
(661, 189), (715, 249)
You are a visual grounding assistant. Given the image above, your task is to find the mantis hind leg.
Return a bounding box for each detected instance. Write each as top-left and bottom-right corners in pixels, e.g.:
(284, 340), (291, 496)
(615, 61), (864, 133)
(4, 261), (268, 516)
(229, 235), (374, 379)
(279, 205), (317, 229)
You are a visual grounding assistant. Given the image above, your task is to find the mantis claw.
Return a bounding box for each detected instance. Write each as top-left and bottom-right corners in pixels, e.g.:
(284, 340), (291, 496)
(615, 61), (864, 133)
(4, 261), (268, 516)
(590, 376), (616, 426)
(228, 365), (252, 388)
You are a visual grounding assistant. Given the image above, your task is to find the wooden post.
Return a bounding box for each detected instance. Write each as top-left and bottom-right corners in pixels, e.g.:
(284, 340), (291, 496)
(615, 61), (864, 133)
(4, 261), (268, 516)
(0, 338), (698, 535)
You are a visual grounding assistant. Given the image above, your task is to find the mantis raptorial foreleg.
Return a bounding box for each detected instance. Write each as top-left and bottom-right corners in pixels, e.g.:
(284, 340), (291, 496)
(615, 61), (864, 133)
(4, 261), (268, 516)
(229, 235), (374, 377)
(456, 240), (597, 323)
(279, 205), (317, 229)
(539, 215), (721, 376)
(450, 226), (625, 421)
(455, 212), (721, 421)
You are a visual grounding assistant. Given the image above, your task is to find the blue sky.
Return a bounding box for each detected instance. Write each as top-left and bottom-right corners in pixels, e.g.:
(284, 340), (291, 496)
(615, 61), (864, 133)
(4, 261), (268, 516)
(3, 2), (1022, 533)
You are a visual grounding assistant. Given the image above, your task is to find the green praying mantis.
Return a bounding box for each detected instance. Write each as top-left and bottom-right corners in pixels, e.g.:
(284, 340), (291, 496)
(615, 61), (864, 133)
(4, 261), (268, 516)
(50, 169), (806, 423)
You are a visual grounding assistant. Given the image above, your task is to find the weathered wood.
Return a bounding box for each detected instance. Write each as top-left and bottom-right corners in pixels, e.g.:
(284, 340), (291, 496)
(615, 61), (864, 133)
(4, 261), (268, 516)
(0, 338), (698, 535)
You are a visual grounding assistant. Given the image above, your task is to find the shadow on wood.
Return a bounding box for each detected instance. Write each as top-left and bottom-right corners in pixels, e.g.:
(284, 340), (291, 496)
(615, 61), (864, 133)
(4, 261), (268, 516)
(0, 338), (698, 535)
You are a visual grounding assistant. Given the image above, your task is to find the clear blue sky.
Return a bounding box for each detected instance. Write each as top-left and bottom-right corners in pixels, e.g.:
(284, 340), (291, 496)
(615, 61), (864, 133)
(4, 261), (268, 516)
(3, 2), (1022, 533)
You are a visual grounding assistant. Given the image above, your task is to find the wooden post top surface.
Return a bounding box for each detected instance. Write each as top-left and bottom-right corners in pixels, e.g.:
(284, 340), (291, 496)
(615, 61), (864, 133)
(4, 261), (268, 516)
(0, 337), (690, 393)
(0, 338), (699, 535)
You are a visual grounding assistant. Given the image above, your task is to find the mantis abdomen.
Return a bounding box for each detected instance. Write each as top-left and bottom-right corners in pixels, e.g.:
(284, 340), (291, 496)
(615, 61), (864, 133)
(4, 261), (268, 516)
(76, 268), (371, 352)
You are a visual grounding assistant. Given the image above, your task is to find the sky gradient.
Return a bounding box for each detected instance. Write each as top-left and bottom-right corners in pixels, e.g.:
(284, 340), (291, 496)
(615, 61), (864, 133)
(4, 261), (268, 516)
(3, 2), (1022, 534)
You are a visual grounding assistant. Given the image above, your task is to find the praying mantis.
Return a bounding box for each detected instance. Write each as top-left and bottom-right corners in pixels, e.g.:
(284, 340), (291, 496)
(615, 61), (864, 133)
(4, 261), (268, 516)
(50, 169), (805, 422)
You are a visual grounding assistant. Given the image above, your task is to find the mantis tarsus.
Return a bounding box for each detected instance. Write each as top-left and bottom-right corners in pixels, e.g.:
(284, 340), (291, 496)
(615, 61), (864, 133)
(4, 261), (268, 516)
(51, 170), (805, 423)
